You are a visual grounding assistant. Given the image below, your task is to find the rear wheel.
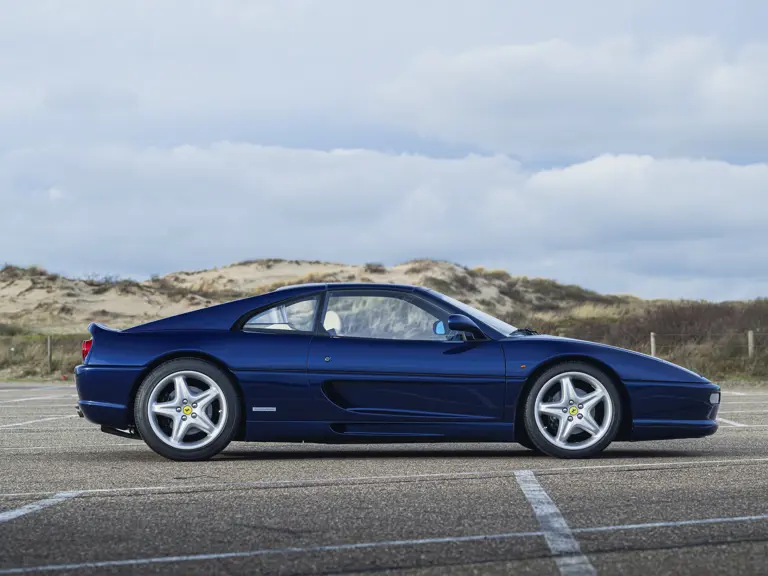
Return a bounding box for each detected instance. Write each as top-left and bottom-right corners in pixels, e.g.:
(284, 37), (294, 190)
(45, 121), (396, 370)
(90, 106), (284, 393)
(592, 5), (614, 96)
(134, 359), (241, 461)
(523, 362), (621, 459)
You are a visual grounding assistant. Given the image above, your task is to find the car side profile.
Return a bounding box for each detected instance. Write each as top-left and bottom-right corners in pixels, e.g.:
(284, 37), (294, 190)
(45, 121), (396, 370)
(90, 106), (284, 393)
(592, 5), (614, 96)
(75, 283), (720, 460)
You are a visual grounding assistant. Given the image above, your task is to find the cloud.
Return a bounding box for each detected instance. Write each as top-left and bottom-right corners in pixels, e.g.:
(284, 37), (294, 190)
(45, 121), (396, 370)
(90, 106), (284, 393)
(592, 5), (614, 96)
(375, 37), (768, 161)
(2, 142), (767, 300)
(3, 2), (767, 161)
(1, 1), (768, 301)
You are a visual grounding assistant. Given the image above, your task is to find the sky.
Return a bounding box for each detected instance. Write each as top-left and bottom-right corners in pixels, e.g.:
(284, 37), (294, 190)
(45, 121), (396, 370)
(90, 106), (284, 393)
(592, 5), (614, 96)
(2, 0), (768, 300)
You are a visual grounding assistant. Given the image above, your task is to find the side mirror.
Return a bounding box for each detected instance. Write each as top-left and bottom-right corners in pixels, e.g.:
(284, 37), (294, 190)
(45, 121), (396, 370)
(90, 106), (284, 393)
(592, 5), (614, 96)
(433, 320), (446, 335)
(447, 314), (485, 339)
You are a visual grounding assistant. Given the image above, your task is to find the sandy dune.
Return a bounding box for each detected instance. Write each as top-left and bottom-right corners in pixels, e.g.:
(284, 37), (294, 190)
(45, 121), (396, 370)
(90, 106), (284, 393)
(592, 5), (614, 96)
(0, 259), (631, 334)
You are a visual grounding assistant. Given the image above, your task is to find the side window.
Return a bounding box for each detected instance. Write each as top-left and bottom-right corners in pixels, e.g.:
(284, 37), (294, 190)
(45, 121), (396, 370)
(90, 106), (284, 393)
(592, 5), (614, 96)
(244, 295), (319, 332)
(323, 293), (454, 341)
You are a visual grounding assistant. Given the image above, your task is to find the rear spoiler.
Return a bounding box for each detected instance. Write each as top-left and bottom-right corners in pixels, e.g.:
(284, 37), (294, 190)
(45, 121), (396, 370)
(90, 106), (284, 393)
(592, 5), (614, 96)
(83, 323), (121, 362)
(88, 322), (121, 336)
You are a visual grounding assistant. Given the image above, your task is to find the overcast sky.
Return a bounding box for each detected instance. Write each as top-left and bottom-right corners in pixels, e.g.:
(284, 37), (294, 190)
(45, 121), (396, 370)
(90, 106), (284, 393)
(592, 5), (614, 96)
(2, 0), (768, 300)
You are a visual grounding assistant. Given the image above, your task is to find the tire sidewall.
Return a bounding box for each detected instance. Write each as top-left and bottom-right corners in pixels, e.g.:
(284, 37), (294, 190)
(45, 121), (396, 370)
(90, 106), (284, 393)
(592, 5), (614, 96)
(516, 434), (542, 453)
(134, 358), (241, 461)
(524, 362), (621, 459)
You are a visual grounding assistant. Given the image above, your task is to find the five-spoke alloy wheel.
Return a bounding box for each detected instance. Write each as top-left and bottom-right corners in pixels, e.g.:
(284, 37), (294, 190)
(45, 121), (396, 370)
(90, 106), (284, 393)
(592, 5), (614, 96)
(134, 359), (241, 461)
(523, 362), (622, 458)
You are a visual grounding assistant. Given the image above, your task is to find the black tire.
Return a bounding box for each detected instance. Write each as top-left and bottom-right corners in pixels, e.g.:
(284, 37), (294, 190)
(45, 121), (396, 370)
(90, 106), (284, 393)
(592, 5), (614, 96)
(516, 433), (542, 453)
(523, 362), (621, 459)
(134, 358), (241, 461)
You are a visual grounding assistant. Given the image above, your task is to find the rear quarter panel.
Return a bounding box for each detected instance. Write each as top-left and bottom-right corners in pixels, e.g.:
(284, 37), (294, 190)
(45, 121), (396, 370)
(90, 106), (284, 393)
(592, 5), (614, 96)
(77, 328), (315, 429)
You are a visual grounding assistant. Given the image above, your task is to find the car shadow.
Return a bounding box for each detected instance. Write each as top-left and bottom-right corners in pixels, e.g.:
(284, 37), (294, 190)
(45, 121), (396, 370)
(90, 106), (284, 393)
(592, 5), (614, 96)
(215, 445), (703, 461)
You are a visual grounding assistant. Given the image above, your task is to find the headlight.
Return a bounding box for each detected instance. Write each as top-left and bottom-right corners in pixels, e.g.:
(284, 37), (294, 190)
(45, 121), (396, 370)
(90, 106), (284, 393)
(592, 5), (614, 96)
(710, 392), (720, 405)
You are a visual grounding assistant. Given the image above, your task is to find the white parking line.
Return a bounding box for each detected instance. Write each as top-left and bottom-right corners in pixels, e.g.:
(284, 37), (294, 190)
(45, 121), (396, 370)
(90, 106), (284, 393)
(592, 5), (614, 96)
(0, 470), (527, 499)
(719, 410), (768, 414)
(0, 491), (83, 524)
(515, 470), (595, 575)
(539, 455), (768, 475)
(0, 530), (542, 574)
(0, 405), (78, 410)
(3, 456), (768, 500)
(574, 513), (768, 535)
(721, 391), (747, 396)
(0, 428), (94, 433)
(0, 416), (78, 429)
(1, 512), (766, 575)
(0, 396), (74, 406)
(0, 443), (139, 452)
(0, 387), (74, 394)
(717, 417), (748, 427)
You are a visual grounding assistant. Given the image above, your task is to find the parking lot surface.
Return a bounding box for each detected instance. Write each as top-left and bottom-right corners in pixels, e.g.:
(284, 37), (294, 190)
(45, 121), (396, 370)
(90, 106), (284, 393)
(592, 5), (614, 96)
(1, 382), (767, 575)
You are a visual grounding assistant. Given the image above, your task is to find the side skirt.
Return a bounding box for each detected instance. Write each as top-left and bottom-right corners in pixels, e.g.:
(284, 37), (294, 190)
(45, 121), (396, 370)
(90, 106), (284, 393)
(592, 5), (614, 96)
(244, 421), (515, 444)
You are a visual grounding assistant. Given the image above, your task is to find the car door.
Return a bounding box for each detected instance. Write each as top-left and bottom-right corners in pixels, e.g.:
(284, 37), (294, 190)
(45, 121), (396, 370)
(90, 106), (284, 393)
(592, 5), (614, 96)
(228, 293), (320, 420)
(307, 289), (507, 426)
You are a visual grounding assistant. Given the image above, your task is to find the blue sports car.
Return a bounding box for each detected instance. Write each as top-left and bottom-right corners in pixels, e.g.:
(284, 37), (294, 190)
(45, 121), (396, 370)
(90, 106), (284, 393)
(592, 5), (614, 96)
(75, 282), (720, 460)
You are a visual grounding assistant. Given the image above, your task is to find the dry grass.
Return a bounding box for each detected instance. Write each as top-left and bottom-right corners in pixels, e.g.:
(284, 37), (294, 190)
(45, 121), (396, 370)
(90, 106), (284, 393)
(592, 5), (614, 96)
(534, 302), (642, 322)
(148, 276), (244, 302)
(363, 263), (387, 274)
(255, 271), (344, 295)
(0, 333), (85, 378)
(482, 268), (513, 282)
(405, 259), (436, 275)
(523, 299), (768, 379)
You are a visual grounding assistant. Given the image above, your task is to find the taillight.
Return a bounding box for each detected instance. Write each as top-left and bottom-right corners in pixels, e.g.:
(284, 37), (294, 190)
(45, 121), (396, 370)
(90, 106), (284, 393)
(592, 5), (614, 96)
(82, 339), (93, 361)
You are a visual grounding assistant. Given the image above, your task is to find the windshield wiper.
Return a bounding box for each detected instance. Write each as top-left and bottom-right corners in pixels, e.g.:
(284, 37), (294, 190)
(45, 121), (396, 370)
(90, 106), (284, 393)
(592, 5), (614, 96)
(511, 327), (538, 336)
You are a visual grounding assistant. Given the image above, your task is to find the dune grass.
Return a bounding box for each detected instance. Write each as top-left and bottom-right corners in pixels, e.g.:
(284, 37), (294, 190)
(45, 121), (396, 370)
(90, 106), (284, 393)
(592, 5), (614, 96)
(0, 333), (86, 378)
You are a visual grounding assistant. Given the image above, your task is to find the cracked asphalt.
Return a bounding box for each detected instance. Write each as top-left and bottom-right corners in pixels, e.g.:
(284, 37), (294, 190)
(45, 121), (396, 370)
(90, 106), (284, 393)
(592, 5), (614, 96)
(1, 381), (767, 575)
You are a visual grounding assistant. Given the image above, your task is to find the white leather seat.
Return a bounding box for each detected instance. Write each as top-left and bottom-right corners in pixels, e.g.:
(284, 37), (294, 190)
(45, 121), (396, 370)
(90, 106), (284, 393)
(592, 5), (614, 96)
(323, 310), (342, 333)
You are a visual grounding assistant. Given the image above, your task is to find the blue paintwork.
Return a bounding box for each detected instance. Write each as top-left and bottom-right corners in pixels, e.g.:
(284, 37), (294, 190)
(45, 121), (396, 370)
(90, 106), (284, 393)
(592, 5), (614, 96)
(75, 283), (719, 444)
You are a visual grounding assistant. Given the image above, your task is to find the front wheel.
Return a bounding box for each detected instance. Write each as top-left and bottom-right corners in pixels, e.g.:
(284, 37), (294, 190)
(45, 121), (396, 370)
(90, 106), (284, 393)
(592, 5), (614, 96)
(523, 362), (621, 459)
(134, 358), (241, 461)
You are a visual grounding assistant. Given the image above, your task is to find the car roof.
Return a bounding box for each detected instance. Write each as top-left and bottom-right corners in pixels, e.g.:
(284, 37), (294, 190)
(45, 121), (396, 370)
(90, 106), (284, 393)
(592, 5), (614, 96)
(275, 282), (426, 293)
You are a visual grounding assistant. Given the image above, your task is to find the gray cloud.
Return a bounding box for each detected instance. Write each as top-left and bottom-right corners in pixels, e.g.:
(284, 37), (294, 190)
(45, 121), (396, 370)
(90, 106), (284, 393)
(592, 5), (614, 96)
(2, 143), (767, 300)
(376, 37), (768, 160)
(4, 1), (767, 155)
(1, 0), (768, 301)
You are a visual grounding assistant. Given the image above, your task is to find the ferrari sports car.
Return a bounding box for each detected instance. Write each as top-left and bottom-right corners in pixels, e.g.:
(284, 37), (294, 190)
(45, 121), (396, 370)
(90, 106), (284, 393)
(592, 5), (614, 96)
(75, 283), (720, 461)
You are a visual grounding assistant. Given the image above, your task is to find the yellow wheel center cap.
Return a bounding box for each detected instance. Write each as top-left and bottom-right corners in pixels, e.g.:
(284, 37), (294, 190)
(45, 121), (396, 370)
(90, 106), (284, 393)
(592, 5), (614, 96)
(569, 406), (579, 416)
(182, 405), (193, 415)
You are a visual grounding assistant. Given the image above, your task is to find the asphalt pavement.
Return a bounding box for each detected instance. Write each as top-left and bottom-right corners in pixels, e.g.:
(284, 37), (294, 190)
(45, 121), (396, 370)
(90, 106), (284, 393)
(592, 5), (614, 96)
(1, 381), (767, 575)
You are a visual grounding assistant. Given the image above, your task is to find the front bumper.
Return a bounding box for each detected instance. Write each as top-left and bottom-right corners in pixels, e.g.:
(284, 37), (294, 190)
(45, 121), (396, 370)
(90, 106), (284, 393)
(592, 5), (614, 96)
(626, 380), (720, 441)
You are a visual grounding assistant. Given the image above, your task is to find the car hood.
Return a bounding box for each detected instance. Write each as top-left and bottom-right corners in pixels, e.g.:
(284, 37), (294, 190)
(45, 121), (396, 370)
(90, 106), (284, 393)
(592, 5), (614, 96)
(501, 333), (710, 384)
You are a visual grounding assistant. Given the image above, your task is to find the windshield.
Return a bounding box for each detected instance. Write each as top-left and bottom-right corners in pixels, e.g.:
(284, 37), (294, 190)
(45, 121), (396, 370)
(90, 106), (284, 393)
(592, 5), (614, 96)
(427, 290), (518, 336)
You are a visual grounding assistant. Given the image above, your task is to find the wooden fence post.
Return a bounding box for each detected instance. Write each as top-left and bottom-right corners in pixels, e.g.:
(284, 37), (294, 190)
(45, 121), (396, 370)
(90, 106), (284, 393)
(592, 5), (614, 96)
(47, 335), (52, 374)
(650, 332), (656, 357)
(748, 330), (755, 359)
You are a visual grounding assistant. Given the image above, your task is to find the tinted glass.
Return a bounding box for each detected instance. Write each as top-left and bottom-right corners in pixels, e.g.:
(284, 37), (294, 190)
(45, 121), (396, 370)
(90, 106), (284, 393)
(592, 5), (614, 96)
(324, 293), (451, 341)
(428, 290), (517, 335)
(245, 295), (319, 332)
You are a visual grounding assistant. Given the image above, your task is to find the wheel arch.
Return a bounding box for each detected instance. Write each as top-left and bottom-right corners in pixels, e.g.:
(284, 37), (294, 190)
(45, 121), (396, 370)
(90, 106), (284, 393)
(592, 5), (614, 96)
(514, 354), (633, 444)
(129, 351), (247, 440)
